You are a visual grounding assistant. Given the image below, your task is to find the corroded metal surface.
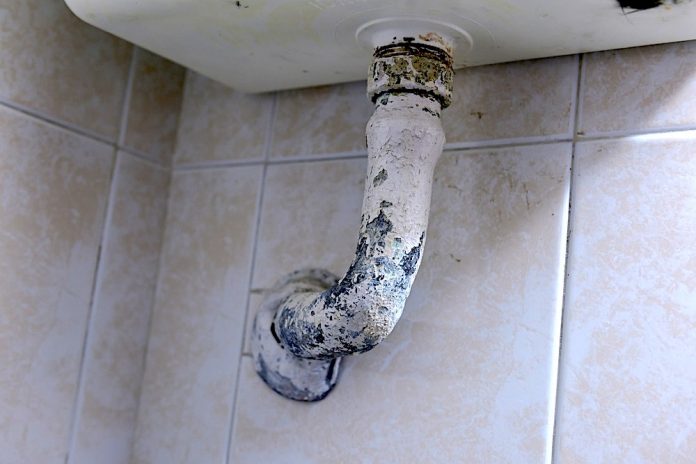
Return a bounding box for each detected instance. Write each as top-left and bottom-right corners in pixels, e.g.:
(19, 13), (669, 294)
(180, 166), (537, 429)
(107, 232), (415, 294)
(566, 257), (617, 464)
(368, 36), (454, 107)
(275, 93), (444, 360)
(252, 37), (452, 401)
(251, 269), (341, 401)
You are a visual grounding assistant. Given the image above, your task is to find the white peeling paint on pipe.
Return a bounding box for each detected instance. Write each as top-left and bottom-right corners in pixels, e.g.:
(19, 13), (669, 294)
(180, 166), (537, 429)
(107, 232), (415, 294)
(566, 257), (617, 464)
(275, 92), (444, 359)
(252, 35), (453, 401)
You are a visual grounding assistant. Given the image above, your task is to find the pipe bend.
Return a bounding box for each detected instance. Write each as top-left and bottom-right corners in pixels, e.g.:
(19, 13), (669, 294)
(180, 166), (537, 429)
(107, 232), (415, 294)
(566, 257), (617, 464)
(274, 93), (445, 360)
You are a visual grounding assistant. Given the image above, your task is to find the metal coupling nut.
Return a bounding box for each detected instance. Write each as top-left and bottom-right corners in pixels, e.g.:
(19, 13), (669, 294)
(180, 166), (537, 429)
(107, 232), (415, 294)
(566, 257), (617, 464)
(367, 41), (454, 107)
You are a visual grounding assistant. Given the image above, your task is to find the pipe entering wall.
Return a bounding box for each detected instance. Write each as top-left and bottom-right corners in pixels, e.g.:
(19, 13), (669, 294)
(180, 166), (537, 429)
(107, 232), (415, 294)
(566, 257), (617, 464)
(252, 33), (454, 401)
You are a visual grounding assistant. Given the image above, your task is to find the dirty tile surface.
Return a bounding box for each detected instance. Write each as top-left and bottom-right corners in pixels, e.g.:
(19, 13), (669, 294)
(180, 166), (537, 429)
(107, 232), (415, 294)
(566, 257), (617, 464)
(124, 50), (186, 165)
(580, 41), (696, 135)
(174, 72), (274, 165)
(70, 153), (169, 464)
(554, 135), (696, 463)
(0, 0), (132, 139)
(0, 106), (113, 464)
(443, 56), (576, 144)
(234, 144), (571, 463)
(270, 82), (373, 158)
(131, 166), (262, 464)
(252, 158), (367, 289)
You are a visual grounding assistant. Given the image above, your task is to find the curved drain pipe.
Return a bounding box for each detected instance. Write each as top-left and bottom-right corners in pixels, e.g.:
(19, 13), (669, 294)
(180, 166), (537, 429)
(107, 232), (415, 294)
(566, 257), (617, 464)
(252, 33), (454, 401)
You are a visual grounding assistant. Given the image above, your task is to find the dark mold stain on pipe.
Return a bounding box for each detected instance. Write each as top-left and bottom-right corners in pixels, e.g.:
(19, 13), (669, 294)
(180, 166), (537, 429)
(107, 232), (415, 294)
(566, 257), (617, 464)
(616, 0), (675, 12)
(252, 36), (452, 402)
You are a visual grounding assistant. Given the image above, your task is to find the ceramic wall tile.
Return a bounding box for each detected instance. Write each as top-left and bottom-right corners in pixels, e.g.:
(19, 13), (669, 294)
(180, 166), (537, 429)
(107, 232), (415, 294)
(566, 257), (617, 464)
(252, 158), (367, 289)
(233, 143), (571, 463)
(270, 82), (373, 159)
(580, 41), (696, 135)
(0, 0), (132, 139)
(131, 166), (262, 464)
(70, 153), (169, 464)
(554, 135), (696, 463)
(0, 106), (113, 464)
(174, 72), (274, 165)
(443, 56), (577, 144)
(123, 49), (186, 166)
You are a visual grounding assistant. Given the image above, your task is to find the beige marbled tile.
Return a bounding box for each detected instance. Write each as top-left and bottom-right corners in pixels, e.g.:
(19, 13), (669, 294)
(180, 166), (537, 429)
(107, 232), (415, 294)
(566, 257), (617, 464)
(234, 144), (571, 463)
(123, 49), (186, 166)
(270, 81), (373, 159)
(70, 153), (169, 464)
(252, 158), (367, 288)
(131, 165), (262, 464)
(443, 55), (576, 144)
(0, 106), (113, 464)
(174, 72), (274, 165)
(555, 135), (696, 463)
(580, 41), (696, 135)
(0, 0), (132, 139)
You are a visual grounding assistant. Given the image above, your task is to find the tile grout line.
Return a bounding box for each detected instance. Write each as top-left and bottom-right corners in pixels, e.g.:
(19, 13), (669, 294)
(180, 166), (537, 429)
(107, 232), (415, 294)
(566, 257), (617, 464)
(548, 52), (585, 464)
(117, 47), (139, 148)
(0, 48), (169, 171)
(566, 54), (581, 140)
(3, 57), (696, 173)
(126, 160), (175, 463)
(167, 68), (190, 168)
(119, 147), (170, 171)
(174, 150), (368, 171)
(575, 53), (586, 140)
(0, 99), (170, 169)
(577, 125), (696, 140)
(64, 151), (122, 464)
(126, 53), (181, 462)
(223, 91), (278, 464)
(0, 98), (114, 146)
(173, 136), (574, 171)
(266, 149), (367, 163)
(444, 134), (572, 151)
(65, 46), (138, 464)
(171, 136), (569, 172)
(174, 157), (272, 171)
(170, 124), (696, 174)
